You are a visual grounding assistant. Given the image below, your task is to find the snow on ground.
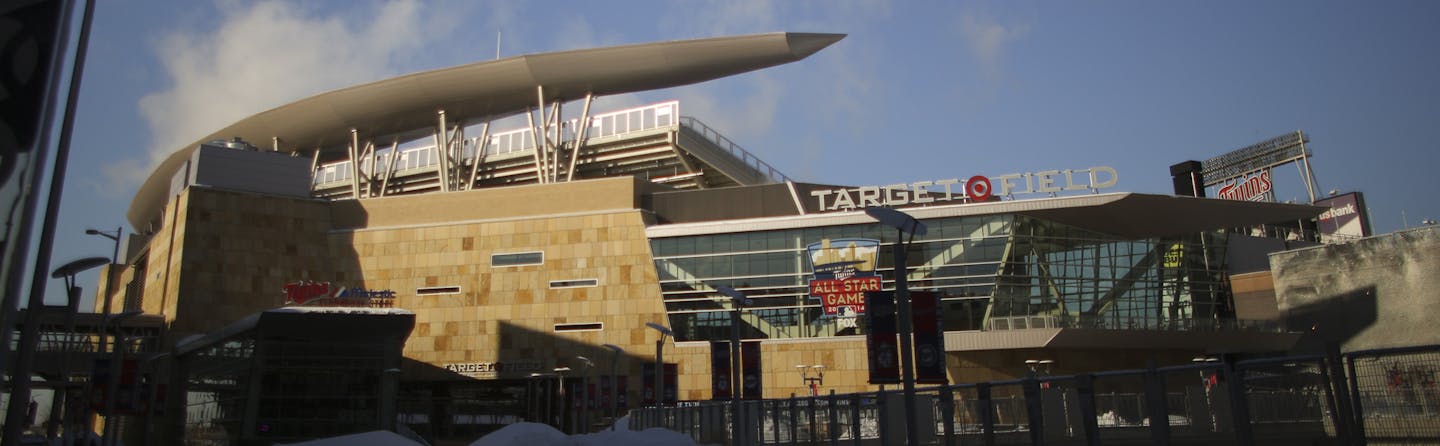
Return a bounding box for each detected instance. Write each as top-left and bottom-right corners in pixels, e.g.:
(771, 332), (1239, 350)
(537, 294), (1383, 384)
(275, 415), (699, 446)
(470, 415), (698, 446)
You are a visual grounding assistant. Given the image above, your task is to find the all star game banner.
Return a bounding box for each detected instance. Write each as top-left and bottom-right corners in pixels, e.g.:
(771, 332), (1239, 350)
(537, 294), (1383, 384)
(807, 238), (882, 317)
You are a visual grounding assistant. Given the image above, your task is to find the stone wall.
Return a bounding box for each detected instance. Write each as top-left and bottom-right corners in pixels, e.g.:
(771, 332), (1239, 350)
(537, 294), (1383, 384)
(1271, 225), (1440, 352)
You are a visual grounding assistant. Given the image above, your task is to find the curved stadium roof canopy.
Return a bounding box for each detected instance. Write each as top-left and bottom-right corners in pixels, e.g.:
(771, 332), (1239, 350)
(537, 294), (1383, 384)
(129, 32), (846, 230)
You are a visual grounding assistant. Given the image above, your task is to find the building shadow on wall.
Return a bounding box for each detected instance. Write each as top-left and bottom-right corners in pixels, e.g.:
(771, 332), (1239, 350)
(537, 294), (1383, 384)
(1283, 285), (1378, 354)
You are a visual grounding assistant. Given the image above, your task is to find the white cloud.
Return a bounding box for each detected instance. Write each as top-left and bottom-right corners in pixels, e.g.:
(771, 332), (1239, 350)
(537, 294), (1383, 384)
(109, 0), (462, 188)
(958, 9), (1030, 80)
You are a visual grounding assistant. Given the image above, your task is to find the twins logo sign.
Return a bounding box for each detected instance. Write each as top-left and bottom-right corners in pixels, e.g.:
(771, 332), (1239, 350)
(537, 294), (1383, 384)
(807, 238), (882, 317)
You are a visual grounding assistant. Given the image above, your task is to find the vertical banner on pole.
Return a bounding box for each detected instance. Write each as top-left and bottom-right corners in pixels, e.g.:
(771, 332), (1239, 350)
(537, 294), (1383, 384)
(711, 341), (732, 400)
(642, 363), (656, 405)
(741, 340), (763, 400)
(617, 375), (628, 409)
(912, 291), (948, 384)
(865, 291), (900, 384)
(663, 363), (679, 404)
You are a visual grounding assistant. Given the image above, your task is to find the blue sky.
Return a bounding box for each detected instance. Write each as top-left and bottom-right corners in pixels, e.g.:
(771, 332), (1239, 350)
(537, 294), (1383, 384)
(35, 0), (1440, 307)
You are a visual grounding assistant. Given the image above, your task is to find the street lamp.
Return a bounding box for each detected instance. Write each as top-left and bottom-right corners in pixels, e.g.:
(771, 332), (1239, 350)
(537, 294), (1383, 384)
(714, 286), (754, 446)
(797, 365), (824, 396)
(643, 322), (672, 407)
(863, 206), (928, 446)
(84, 227), (123, 350)
(574, 356), (595, 432)
(46, 257), (109, 441)
(601, 343), (624, 430)
(554, 367), (572, 432)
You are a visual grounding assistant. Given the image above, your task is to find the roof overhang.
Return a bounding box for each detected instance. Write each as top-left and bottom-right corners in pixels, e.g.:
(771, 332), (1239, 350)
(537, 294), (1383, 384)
(646, 192), (1327, 239)
(944, 328), (1302, 353)
(128, 32), (845, 230)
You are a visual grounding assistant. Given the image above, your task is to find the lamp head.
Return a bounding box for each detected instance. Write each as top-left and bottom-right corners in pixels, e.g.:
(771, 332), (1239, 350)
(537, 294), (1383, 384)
(864, 207), (928, 236)
(714, 285), (752, 306)
(644, 322), (673, 337)
(50, 256), (111, 278)
(602, 343), (624, 353)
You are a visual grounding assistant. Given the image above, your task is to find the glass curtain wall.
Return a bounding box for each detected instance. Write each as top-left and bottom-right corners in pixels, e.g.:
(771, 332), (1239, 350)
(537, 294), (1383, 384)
(650, 214), (1235, 343)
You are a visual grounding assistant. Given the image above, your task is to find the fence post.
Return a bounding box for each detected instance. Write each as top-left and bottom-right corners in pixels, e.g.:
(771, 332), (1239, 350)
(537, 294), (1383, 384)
(1075, 374), (1100, 446)
(877, 387), (891, 446)
(1343, 353), (1367, 445)
(1143, 361), (1171, 446)
(794, 394), (806, 443)
(1024, 377), (1046, 446)
(1322, 344), (1356, 445)
(808, 394), (820, 446)
(1223, 360), (1254, 446)
(939, 384), (956, 446)
(977, 382), (996, 446)
(850, 393), (862, 446)
(828, 390), (840, 446)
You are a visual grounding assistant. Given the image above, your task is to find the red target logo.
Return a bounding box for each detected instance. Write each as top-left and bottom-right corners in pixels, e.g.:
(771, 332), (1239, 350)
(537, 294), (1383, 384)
(965, 176), (992, 202)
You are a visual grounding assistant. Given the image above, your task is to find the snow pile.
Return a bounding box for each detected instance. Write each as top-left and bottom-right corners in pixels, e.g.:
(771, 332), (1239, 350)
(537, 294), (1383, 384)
(275, 430), (422, 445)
(470, 417), (697, 446)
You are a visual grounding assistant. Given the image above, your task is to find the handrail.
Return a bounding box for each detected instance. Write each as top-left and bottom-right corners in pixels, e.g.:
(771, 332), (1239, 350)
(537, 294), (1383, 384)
(311, 101), (790, 187)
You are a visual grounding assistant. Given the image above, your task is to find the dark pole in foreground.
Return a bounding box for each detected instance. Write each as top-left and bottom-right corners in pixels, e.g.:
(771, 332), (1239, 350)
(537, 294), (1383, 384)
(716, 286), (753, 446)
(602, 343), (623, 430)
(865, 207), (927, 446)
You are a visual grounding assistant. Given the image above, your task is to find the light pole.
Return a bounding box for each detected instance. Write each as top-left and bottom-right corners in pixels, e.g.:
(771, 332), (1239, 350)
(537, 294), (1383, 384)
(601, 343), (624, 430)
(84, 227), (122, 346)
(574, 356), (594, 432)
(715, 286), (754, 446)
(864, 206), (928, 446)
(530, 372), (558, 428)
(100, 309), (142, 446)
(554, 367), (572, 432)
(139, 352), (173, 446)
(47, 257), (109, 442)
(643, 322), (672, 408)
(797, 365), (825, 397)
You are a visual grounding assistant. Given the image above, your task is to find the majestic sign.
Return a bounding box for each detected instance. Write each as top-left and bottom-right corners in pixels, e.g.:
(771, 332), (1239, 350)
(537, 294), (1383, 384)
(1215, 170), (1272, 202)
(809, 166), (1118, 212)
(807, 238), (882, 317)
(283, 280), (396, 306)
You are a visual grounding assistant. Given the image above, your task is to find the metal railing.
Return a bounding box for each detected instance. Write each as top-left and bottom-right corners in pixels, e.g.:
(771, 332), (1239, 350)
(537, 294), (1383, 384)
(309, 101), (785, 187)
(629, 344), (1440, 445)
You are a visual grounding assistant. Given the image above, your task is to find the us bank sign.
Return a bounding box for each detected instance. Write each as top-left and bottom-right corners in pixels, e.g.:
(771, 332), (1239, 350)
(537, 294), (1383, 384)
(810, 166), (1118, 212)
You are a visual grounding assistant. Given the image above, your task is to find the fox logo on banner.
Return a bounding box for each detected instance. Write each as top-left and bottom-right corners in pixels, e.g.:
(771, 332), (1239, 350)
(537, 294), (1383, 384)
(864, 291), (900, 384)
(911, 291), (948, 384)
(741, 341), (763, 399)
(710, 341), (732, 400)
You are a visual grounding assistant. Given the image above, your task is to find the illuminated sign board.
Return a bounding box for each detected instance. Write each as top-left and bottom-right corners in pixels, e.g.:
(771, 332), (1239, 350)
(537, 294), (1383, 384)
(809, 166), (1118, 212)
(1216, 170), (1272, 202)
(806, 238), (881, 317)
(1315, 192), (1371, 243)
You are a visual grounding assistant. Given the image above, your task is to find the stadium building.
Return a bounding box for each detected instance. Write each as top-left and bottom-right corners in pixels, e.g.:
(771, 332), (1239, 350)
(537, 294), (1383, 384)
(97, 33), (1326, 444)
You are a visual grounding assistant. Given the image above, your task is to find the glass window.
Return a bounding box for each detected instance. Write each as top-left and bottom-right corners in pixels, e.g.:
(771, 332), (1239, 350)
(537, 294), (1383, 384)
(492, 251), (543, 267)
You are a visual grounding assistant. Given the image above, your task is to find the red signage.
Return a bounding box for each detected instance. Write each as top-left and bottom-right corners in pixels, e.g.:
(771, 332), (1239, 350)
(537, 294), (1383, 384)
(282, 280), (332, 305)
(809, 276), (882, 316)
(1216, 171), (1272, 202)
